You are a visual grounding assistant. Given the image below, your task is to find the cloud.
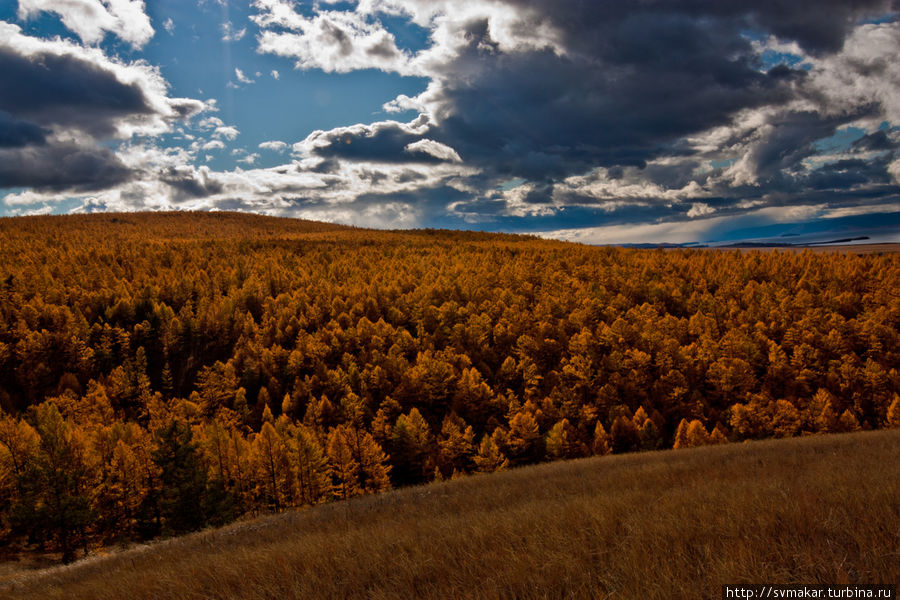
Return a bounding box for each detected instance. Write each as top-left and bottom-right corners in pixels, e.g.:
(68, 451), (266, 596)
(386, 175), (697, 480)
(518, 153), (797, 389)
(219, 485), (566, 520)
(271, 69), (280, 79)
(0, 141), (131, 191)
(687, 202), (716, 218)
(7, 0), (900, 239)
(7, 139), (478, 227)
(0, 23), (205, 136)
(0, 110), (47, 147)
(214, 125), (240, 140)
(197, 116), (225, 130)
(163, 18), (175, 35)
(259, 140), (288, 152)
(17, 0), (155, 48)
(253, 1), (897, 191)
(222, 21), (247, 42)
(0, 23), (207, 191)
(234, 68), (255, 84)
(253, 3), (415, 74)
(294, 115), (464, 165)
(405, 1), (899, 231)
(404, 139), (461, 162)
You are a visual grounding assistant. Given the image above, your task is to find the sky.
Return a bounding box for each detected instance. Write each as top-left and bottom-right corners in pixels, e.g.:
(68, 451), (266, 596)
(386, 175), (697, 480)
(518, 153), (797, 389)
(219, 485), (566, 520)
(1, 0), (900, 244)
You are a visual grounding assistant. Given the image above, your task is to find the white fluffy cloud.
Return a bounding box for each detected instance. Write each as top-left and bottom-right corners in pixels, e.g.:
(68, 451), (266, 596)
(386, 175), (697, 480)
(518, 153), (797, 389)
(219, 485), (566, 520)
(234, 68), (255, 84)
(801, 23), (900, 125)
(214, 126), (240, 140)
(253, 3), (416, 74)
(17, 0), (155, 48)
(404, 139), (461, 162)
(259, 140), (288, 152)
(687, 202), (716, 218)
(221, 21), (247, 42)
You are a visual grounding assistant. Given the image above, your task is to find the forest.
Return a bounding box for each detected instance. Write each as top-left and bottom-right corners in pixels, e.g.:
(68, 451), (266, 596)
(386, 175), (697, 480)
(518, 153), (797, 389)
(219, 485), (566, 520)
(0, 212), (898, 562)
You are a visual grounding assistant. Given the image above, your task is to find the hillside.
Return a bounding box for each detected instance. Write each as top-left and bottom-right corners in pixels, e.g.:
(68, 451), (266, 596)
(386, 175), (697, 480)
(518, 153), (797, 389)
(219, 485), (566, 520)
(3, 430), (899, 599)
(0, 211), (898, 563)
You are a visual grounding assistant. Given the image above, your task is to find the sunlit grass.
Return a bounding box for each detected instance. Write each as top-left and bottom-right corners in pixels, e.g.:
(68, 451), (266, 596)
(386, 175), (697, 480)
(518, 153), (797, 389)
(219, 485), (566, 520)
(4, 429), (898, 599)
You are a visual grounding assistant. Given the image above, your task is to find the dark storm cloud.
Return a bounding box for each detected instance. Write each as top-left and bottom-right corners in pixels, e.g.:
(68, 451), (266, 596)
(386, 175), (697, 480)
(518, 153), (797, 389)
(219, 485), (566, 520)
(805, 158), (894, 190)
(160, 168), (225, 200)
(304, 119), (452, 164)
(0, 142), (131, 191)
(0, 46), (153, 138)
(0, 25), (208, 199)
(752, 111), (873, 178)
(241, 0), (900, 232)
(311, 125), (425, 162)
(507, 0), (899, 55)
(387, 0), (900, 212)
(636, 160), (703, 189)
(0, 111), (47, 148)
(422, 9), (802, 180)
(851, 130), (898, 152)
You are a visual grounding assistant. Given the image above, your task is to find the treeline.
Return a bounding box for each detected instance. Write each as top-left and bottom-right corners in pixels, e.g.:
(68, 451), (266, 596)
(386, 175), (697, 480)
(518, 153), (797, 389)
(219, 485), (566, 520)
(1, 212), (899, 561)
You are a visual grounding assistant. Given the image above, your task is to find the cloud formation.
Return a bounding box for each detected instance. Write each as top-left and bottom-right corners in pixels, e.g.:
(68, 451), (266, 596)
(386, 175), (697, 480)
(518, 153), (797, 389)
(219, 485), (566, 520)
(17, 0), (154, 48)
(3, 0), (900, 240)
(0, 22), (205, 191)
(374, 0), (900, 233)
(249, 1), (900, 216)
(253, 2), (415, 74)
(259, 140), (288, 152)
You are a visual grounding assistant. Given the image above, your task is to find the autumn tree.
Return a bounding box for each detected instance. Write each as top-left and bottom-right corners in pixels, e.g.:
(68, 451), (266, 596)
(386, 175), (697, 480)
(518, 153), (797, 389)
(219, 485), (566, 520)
(545, 418), (578, 460)
(250, 421), (292, 512)
(27, 403), (94, 562)
(284, 422), (330, 505)
(91, 423), (156, 542)
(885, 394), (900, 428)
(473, 434), (508, 473)
(151, 419), (210, 534)
(390, 408), (435, 485)
(437, 413), (476, 476)
(592, 422), (612, 456)
(686, 420), (710, 447)
(326, 425), (360, 500)
(673, 419), (690, 449)
(771, 400), (801, 438)
(352, 429), (392, 495)
(610, 415), (639, 454)
(0, 411), (40, 545)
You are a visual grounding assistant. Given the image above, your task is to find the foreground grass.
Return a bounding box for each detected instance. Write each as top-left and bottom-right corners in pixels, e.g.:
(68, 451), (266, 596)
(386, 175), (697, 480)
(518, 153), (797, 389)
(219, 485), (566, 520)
(4, 431), (898, 600)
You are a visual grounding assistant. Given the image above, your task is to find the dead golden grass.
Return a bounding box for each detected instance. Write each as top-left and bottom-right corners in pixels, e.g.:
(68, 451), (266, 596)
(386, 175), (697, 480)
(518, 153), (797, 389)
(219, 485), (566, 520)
(3, 430), (898, 600)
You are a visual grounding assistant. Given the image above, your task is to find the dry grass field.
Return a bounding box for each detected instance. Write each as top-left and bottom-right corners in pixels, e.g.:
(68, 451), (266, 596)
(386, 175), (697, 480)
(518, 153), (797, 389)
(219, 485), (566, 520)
(2, 429), (898, 600)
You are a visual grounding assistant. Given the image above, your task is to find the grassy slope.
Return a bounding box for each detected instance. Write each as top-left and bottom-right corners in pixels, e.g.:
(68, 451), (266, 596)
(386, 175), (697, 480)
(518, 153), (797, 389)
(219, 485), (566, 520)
(3, 430), (898, 600)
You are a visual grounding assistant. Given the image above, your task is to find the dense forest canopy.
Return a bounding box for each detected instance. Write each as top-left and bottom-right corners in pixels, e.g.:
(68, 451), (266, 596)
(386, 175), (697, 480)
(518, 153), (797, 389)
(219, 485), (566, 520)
(1, 212), (898, 561)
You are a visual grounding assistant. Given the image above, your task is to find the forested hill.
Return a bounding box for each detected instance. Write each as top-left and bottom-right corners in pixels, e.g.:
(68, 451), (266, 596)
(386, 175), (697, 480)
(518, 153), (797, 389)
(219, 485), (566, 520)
(0, 211), (898, 561)
(0, 211), (350, 241)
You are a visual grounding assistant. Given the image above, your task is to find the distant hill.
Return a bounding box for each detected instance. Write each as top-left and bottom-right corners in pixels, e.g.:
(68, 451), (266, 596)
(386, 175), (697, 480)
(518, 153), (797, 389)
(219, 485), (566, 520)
(5, 430), (899, 599)
(0, 211), (351, 241)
